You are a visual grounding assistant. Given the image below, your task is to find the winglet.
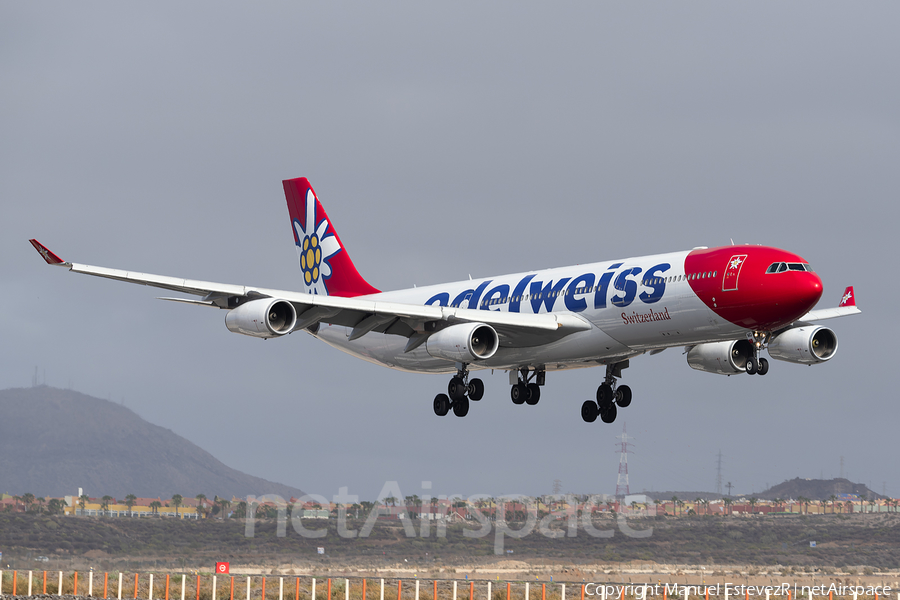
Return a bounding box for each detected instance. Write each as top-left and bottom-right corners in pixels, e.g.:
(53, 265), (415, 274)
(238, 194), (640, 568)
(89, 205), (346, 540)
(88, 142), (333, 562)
(839, 286), (856, 308)
(29, 239), (69, 266)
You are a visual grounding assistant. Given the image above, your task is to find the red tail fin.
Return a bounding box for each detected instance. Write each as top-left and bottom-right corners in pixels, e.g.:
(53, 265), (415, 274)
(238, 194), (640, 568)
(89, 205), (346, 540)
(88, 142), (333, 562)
(282, 178), (379, 297)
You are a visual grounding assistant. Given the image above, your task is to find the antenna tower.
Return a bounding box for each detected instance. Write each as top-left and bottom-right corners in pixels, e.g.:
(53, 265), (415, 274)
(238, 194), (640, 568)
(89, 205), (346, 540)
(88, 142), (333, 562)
(715, 450), (723, 496)
(615, 423), (633, 498)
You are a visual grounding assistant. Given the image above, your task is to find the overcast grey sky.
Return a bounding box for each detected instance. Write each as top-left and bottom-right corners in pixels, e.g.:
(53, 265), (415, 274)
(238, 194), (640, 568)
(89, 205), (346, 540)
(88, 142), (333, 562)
(2, 2), (896, 502)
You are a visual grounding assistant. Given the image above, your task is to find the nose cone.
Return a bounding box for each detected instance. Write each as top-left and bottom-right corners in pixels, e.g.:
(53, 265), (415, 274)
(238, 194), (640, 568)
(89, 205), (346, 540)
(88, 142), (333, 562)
(778, 271), (823, 323)
(728, 271), (822, 330)
(685, 246), (825, 331)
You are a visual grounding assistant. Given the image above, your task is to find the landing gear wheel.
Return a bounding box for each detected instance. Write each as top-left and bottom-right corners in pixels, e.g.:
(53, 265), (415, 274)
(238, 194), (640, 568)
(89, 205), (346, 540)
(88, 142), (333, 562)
(433, 394), (450, 417)
(525, 383), (541, 405)
(511, 383), (526, 405)
(581, 400), (598, 423)
(596, 383), (614, 405)
(452, 397), (469, 417)
(468, 378), (484, 401)
(746, 357), (759, 375)
(757, 358), (769, 376)
(616, 385), (632, 408)
(600, 403), (618, 424)
(448, 377), (467, 400)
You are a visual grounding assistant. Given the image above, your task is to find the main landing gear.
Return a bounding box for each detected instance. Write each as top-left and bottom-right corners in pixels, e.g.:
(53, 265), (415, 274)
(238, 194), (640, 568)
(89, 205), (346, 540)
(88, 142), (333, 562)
(510, 368), (544, 406)
(745, 331), (770, 376)
(433, 364), (484, 418)
(581, 361), (632, 424)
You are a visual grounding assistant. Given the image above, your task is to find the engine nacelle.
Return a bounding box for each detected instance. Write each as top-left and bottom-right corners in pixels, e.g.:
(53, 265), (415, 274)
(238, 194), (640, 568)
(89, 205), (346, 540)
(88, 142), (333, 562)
(225, 298), (297, 339)
(768, 326), (838, 364)
(426, 323), (499, 363)
(686, 340), (754, 375)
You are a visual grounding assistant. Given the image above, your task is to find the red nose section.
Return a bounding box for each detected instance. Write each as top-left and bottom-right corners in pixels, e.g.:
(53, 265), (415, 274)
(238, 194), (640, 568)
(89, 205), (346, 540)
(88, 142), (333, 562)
(685, 246), (823, 330)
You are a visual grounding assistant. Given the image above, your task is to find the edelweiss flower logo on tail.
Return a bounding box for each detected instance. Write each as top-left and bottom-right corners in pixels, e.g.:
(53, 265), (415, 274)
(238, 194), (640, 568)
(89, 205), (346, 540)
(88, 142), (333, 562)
(294, 189), (342, 295)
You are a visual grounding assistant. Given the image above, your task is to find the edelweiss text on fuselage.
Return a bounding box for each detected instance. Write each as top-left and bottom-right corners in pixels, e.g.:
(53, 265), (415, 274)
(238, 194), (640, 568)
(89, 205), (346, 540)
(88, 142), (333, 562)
(424, 262), (672, 313)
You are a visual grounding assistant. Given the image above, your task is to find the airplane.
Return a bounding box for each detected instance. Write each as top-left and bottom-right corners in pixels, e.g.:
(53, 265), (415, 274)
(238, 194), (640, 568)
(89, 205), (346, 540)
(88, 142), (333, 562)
(30, 177), (860, 424)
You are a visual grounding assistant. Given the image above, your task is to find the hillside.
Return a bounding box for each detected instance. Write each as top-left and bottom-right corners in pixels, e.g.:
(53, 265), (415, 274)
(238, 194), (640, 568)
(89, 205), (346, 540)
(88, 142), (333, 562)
(0, 386), (304, 500)
(756, 477), (880, 501)
(644, 478), (880, 503)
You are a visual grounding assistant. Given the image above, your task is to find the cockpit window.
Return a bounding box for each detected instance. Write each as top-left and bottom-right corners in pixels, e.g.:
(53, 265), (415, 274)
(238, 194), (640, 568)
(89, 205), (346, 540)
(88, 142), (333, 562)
(766, 262), (813, 273)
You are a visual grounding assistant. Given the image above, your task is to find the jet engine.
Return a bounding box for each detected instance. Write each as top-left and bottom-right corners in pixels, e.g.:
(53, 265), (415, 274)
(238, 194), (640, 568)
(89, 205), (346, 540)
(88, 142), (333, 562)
(767, 326), (838, 364)
(426, 323), (499, 363)
(686, 339), (754, 375)
(225, 298), (297, 339)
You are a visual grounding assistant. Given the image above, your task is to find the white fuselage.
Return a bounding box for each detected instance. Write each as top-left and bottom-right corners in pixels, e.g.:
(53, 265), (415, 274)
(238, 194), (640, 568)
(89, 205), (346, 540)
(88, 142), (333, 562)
(314, 250), (746, 374)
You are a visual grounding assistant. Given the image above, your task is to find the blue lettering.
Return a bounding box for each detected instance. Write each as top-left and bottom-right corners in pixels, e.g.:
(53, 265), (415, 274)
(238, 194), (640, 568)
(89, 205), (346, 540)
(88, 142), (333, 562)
(529, 278), (571, 313)
(594, 263), (622, 309)
(565, 273), (595, 312)
(468, 280), (491, 310)
(509, 274), (536, 313)
(481, 283), (511, 310)
(611, 267), (643, 308)
(425, 292), (449, 307)
(639, 263), (670, 304)
(451, 289), (474, 308)
(451, 280), (492, 309)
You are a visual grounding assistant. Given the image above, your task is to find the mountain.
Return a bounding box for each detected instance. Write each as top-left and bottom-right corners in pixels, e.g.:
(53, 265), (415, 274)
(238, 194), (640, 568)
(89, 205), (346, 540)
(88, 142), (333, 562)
(643, 477), (881, 503)
(0, 386), (304, 500)
(755, 477), (881, 501)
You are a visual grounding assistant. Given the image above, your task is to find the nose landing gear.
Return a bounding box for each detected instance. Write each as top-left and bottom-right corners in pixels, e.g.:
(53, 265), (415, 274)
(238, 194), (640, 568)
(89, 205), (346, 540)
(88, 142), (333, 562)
(434, 364), (484, 418)
(581, 360), (632, 424)
(745, 332), (770, 376)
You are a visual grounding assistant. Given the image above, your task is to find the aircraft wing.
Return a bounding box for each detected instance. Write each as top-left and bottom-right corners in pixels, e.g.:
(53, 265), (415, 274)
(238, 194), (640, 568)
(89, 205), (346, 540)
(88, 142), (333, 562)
(796, 286), (861, 322)
(29, 240), (591, 347)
